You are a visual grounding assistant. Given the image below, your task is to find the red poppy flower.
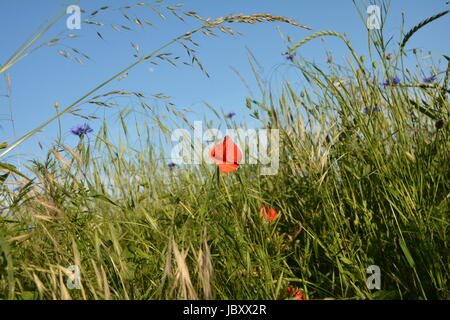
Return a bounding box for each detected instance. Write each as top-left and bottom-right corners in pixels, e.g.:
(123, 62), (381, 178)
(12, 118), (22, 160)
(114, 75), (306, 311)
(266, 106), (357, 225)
(293, 291), (306, 300)
(286, 287), (294, 296)
(286, 287), (306, 300)
(209, 136), (242, 173)
(260, 205), (278, 222)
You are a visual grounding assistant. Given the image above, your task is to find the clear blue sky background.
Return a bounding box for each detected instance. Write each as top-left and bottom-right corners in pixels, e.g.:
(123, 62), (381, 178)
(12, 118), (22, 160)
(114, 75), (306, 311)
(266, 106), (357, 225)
(0, 0), (449, 168)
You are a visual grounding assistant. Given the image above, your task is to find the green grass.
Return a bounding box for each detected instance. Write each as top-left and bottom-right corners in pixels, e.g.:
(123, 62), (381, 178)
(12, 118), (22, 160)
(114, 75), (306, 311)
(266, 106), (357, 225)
(0, 1), (448, 300)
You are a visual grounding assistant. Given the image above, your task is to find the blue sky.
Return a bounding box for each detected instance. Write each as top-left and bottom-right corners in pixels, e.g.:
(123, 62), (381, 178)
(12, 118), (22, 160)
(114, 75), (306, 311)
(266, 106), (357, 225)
(0, 0), (449, 168)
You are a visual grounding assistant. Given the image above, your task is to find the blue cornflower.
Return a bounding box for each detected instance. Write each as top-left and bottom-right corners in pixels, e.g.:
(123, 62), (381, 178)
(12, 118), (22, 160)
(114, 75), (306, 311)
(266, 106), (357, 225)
(225, 112), (236, 119)
(168, 162), (177, 170)
(71, 123), (93, 137)
(364, 106), (382, 114)
(423, 75), (437, 83)
(285, 53), (296, 61)
(382, 77), (400, 86)
(372, 106), (382, 112)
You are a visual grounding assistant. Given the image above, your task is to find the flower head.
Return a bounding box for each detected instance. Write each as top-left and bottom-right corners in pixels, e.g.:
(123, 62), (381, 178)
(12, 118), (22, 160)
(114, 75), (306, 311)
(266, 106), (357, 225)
(209, 136), (242, 173)
(293, 291), (306, 300)
(260, 205), (277, 222)
(225, 112), (236, 119)
(372, 106), (382, 112)
(423, 75), (437, 83)
(168, 162), (177, 170)
(286, 287), (306, 300)
(363, 106), (381, 114)
(71, 123), (93, 137)
(285, 53), (296, 61)
(382, 77), (400, 86)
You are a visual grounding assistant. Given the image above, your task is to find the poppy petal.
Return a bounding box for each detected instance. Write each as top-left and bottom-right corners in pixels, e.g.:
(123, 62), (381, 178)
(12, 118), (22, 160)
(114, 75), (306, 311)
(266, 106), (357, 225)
(260, 205), (277, 221)
(210, 136), (242, 173)
(218, 163), (239, 173)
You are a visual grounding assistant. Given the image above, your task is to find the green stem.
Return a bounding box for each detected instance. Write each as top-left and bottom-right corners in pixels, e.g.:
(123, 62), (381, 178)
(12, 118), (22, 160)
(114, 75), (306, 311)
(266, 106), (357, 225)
(0, 0), (80, 76)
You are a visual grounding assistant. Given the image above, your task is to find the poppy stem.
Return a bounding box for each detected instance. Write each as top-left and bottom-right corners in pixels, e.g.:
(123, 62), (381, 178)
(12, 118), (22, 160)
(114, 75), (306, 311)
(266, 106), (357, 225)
(216, 165), (220, 186)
